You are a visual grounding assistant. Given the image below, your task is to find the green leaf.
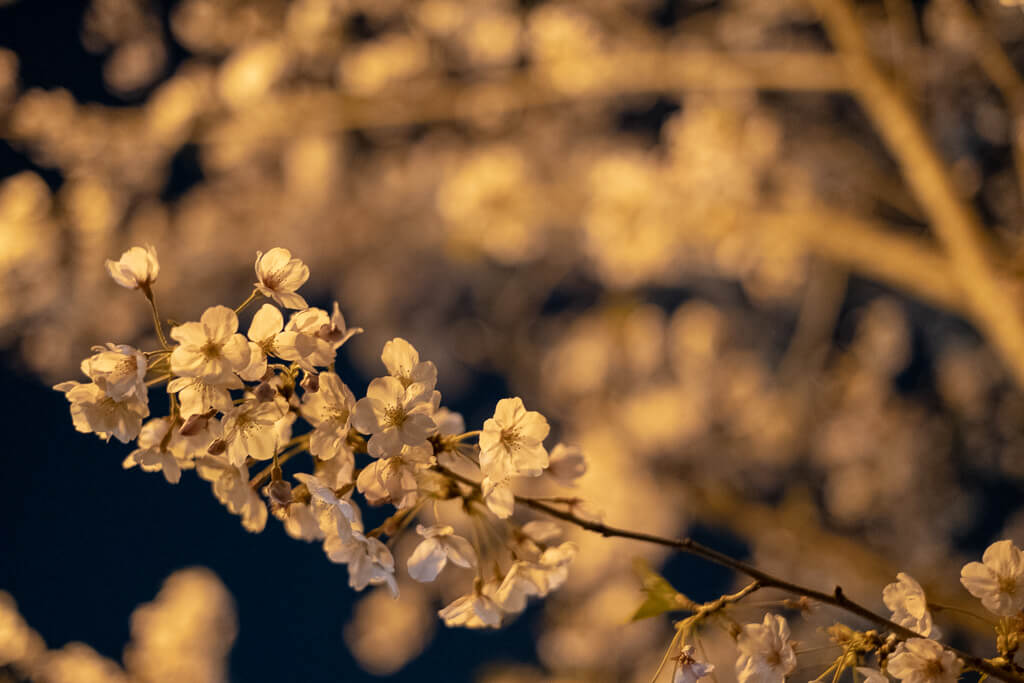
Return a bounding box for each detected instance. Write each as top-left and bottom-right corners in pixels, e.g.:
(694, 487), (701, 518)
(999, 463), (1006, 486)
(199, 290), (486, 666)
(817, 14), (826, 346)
(630, 558), (693, 622)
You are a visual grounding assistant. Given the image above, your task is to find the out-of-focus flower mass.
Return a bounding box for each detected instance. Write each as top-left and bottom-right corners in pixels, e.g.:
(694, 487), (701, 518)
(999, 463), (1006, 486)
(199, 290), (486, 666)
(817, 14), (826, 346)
(10, 0), (1024, 681)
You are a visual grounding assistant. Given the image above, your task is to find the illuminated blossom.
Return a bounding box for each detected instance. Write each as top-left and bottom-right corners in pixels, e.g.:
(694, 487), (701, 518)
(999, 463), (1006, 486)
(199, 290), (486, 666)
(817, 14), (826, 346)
(237, 303), (284, 382)
(883, 573), (939, 637)
(735, 613), (796, 683)
(960, 540), (1024, 616)
(438, 580), (503, 629)
(495, 542), (576, 612)
(105, 244), (159, 290)
(80, 343), (147, 402)
(301, 372), (356, 461)
(356, 443), (432, 509)
(53, 380), (148, 443)
(352, 376), (435, 458)
(406, 525), (477, 582)
(482, 475), (515, 519)
(122, 417), (193, 484)
(675, 645), (715, 683)
(254, 247), (309, 309)
(382, 337), (437, 390)
(854, 668), (888, 683)
(293, 472), (362, 541)
(275, 304), (360, 371)
(887, 639), (961, 683)
(479, 397), (549, 482)
(325, 533), (398, 597)
(196, 454), (267, 532)
(220, 399), (288, 466)
(169, 306), (250, 383)
(167, 375), (239, 418)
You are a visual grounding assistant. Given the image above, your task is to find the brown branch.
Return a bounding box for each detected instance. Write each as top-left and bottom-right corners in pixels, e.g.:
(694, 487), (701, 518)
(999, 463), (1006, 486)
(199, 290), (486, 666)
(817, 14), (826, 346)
(810, 0), (1024, 391)
(196, 50), (847, 143)
(433, 465), (1022, 683)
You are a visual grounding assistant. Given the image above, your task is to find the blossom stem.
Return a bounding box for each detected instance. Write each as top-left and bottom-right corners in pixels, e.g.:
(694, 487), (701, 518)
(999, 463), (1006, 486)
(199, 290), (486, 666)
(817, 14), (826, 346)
(234, 290), (260, 315)
(145, 374), (172, 386)
(454, 430), (482, 441)
(431, 464), (1024, 683)
(140, 284), (171, 350)
(250, 438), (309, 488)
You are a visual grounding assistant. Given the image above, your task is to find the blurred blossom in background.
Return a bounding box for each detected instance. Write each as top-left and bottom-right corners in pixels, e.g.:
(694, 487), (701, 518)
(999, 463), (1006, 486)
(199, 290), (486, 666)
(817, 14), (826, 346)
(5, 0), (1024, 681)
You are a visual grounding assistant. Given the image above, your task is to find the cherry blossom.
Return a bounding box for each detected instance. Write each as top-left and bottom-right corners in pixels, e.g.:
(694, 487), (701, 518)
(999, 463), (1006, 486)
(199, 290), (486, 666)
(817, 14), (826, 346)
(674, 645), (714, 683)
(195, 454), (267, 532)
(301, 372), (356, 461)
(220, 399), (288, 466)
(53, 380), (148, 443)
(887, 639), (962, 683)
(105, 244), (159, 290)
(960, 540), (1024, 617)
(438, 580), (503, 629)
(80, 344), (148, 402)
(883, 573), (939, 638)
(351, 376), (436, 458)
(254, 247), (309, 309)
(735, 613), (796, 683)
(406, 525), (477, 582)
(479, 397), (550, 482)
(169, 306), (250, 384)
(382, 337), (437, 390)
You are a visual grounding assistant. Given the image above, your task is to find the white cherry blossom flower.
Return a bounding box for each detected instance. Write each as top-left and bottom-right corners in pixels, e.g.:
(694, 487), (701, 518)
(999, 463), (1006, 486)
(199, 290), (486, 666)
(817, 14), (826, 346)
(237, 303), (284, 381)
(438, 580), (503, 629)
(169, 306), (251, 383)
(167, 375), (238, 418)
(254, 247), (309, 309)
(293, 472), (362, 541)
(53, 381), (148, 443)
(220, 399), (288, 466)
(883, 573), (939, 638)
(482, 475), (515, 519)
(105, 244), (159, 290)
(406, 525), (477, 582)
(495, 542), (577, 612)
(301, 372), (356, 461)
(356, 443), (432, 509)
(324, 533), (398, 596)
(548, 442), (587, 484)
(960, 540), (1024, 616)
(735, 613), (796, 683)
(887, 639), (961, 683)
(382, 337), (437, 390)
(196, 454), (267, 532)
(479, 397), (550, 482)
(122, 417), (194, 484)
(80, 344), (147, 401)
(675, 645), (714, 683)
(352, 376), (435, 458)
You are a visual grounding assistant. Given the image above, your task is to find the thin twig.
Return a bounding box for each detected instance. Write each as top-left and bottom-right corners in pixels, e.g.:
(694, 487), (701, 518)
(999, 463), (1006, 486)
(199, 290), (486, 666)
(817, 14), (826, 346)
(433, 464), (1024, 683)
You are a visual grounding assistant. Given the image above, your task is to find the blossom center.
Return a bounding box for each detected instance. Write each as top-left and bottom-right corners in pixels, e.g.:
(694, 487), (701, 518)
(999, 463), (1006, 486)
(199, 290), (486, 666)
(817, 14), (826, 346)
(500, 427), (521, 452)
(384, 404), (407, 427)
(200, 341), (223, 360)
(999, 576), (1018, 596)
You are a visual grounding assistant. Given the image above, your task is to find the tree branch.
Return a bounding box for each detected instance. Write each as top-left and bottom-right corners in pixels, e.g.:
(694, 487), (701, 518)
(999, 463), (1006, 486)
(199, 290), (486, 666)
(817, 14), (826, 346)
(433, 465), (1023, 683)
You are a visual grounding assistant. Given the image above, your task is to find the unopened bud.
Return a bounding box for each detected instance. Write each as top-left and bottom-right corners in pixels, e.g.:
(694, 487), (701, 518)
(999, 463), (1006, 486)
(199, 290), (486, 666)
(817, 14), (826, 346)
(265, 480), (293, 507)
(179, 411), (211, 436)
(255, 381), (276, 402)
(207, 439), (227, 455)
(301, 372), (319, 393)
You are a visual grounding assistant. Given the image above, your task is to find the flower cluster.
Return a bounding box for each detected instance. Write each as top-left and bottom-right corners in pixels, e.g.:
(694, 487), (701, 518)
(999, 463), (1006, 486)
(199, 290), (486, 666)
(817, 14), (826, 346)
(56, 246), (582, 628)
